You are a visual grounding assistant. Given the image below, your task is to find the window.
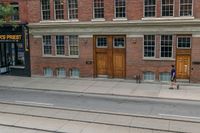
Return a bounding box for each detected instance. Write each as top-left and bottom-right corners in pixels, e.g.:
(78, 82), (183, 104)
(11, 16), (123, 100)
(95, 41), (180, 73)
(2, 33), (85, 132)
(144, 0), (156, 17)
(96, 37), (107, 48)
(113, 37), (125, 48)
(144, 72), (155, 81)
(44, 67), (53, 77)
(162, 0), (174, 16)
(69, 35), (79, 56)
(56, 35), (65, 55)
(11, 3), (19, 21)
(161, 35), (173, 58)
(57, 68), (66, 77)
(144, 35), (155, 57)
(70, 68), (80, 78)
(68, 0), (78, 19)
(41, 0), (50, 20)
(43, 35), (52, 55)
(160, 72), (170, 81)
(180, 0), (192, 16)
(177, 37), (191, 48)
(115, 0), (126, 18)
(54, 0), (64, 19)
(93, 0), (104, 18)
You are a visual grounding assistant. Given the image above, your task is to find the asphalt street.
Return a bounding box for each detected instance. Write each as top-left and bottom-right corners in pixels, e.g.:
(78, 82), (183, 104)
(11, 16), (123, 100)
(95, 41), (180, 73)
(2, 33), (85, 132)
(0, 86), (200, 120)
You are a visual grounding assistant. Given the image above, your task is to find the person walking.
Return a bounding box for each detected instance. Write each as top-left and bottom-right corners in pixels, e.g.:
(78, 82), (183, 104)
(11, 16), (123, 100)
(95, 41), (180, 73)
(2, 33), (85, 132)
(169, 65), (179, 89)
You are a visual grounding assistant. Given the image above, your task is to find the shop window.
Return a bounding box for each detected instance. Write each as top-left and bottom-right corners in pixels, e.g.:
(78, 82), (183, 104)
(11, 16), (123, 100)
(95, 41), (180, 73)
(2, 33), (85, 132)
(41, 0), (50, 20)
(68, 0), (78, 19)
(180, 0), (192, 16)
(10, 43), (25, 66)
(70, 68), (80, 78)
(115, 0), (126, 18)
(69, 35), (79, 56)
(177, 37), (191, 48)
(144, 72), (155, 81)
(161, 35), (173, 58)
(113, 36), (125, 48)
(93, 0), (104, 19)
(160, 72), (170, 81)
(44, 67), (53, 77)
(144, 35), (155, 57)
(161, 0), (174, 16)
(96, 37), (107, 48)
(57, 68), (66, 77)
(144, 0), (156, 17)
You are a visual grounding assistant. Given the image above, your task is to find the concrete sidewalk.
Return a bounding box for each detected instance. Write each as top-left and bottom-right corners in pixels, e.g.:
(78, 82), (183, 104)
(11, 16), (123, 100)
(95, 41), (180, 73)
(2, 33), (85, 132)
(0, 76), (200, 101)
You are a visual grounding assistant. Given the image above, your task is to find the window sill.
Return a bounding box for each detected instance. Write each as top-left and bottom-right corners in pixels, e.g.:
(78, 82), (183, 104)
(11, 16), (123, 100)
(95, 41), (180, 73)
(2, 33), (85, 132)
(143, 57), (175, 61)
(40, 19), (79, 23)
(113, 18), (128, 21)
(42, 55), (79, 59)
(91, 18), (106, 22)
(142, 16), (194, 21)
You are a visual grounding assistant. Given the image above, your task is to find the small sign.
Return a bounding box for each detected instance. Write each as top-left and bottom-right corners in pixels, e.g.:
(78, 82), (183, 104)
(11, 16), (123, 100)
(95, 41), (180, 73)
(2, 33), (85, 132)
(86, 61), (93, 65)
(193, 62), (200, 65)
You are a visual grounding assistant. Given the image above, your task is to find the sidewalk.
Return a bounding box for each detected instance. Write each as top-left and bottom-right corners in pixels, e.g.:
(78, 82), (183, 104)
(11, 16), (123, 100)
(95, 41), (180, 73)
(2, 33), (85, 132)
(0, 76), (200, 101)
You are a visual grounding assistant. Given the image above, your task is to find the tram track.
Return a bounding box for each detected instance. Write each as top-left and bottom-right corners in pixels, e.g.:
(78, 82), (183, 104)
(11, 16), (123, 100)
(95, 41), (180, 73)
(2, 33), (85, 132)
(0, 101), (199, 133)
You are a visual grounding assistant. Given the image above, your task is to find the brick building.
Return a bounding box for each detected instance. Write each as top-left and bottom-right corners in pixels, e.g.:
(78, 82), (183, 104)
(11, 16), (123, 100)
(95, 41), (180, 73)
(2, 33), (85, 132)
(0, 0), (30, 76)
(26, 0), (200, 83)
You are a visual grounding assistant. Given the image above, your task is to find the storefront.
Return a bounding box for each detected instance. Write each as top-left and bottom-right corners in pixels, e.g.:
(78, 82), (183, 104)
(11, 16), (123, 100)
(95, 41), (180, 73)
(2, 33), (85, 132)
(0, 24), (30, 76)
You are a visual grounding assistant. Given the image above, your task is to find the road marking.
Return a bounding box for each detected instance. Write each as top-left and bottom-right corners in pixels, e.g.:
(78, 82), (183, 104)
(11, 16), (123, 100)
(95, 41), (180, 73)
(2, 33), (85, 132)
(15, 101), (54, 107)
(159, 113), (200, 120)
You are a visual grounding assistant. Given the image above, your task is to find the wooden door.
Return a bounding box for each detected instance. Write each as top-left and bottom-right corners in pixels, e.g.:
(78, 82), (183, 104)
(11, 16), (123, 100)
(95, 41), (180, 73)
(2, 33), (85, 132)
(113, 36), (125, 78)
(94, 36), (126, 78)
(176, 55), (190, 79)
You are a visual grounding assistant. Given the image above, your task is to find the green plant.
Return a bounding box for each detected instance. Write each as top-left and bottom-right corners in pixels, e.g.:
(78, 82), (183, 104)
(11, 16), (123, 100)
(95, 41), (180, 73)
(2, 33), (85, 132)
(0, 4), (17, 26)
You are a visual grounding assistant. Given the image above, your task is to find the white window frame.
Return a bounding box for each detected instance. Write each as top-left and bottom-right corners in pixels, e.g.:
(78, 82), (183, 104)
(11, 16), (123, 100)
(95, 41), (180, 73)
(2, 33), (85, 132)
(67, 0), (78, 20)
(54, 0), (64, 20)
(143, 35), (156, 58)
(41, 0), (51, 20)
(114, 0), (126, 19)
(113, 36), (126, 48)
(143, 71), (155, 81)
(159, 72), (171, 82)
(55, 35), (65, 56)
(93, 0), (104, 19)
(42, 35), (52, 55)
(68, 35), (79, 56)
(44, 67), (53, 77)
(96, 36), (108, 48)
(161, 0), (174, 17)
(56, 67), (66, 78)
(143, 0), (156, 18)
(70, 68), (80, 78)
(160, 35), (173, 59)
(179, 0), (193, 16)
(177, 36), (191, 49)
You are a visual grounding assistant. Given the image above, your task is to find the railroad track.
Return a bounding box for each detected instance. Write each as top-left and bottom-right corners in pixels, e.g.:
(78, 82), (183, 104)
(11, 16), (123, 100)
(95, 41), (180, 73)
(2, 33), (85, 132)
(0, 102), (199, 133)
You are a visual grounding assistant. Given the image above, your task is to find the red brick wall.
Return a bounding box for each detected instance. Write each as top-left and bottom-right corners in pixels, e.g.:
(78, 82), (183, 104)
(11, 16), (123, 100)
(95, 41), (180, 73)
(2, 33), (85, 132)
(30, 35), (94, 77)
(191, 37), (200, 83)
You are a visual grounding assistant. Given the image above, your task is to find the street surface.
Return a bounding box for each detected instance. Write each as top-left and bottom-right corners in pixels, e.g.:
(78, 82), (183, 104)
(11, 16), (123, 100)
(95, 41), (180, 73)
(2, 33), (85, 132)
(0, 86), (200, 132)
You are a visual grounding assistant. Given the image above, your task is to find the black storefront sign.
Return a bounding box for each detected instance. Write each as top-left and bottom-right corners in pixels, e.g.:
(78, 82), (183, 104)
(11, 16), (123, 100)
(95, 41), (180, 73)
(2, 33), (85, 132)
(0, 25), (30, 76)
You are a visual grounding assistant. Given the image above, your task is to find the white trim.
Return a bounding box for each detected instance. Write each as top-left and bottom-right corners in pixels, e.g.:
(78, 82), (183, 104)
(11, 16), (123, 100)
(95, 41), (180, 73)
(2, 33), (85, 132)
(127, 35), (143, 38)
(192, 35), (200, 37)
(33, 35), (42, 38)
(55, 35), (65, 56)
(142, 16), (194, 21)
(91, 18), (105, 22)
(79, 35), (93, 38)
(143, 57), (175, 61)
(42, 55), (79, 58)
(96, 36), (108, 48)
(113, 18), (128, 21)
(113, 36), (126, 48)
(114, 0), (127, 19)
(68, 35), (80, 56)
